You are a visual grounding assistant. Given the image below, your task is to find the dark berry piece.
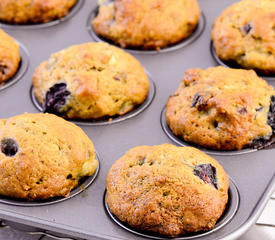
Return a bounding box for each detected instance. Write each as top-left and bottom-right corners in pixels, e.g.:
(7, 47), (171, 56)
(268, 95), (275, 133)
(238, 107), (247, 114)
(0, 64), (8, 75)
(191, 93), (208, 111)
(194, 164), (218, 189)
(44, 83), (70, 115)
(243, 23), (252, 35)
(1, 138), (19, 157)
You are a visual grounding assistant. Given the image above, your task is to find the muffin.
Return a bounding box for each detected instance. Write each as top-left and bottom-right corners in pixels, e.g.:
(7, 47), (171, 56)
(212, 0), (275, 74)
(33, 42), (149, 120)
(0, 29), (20, 84)
(0, 0), (77, 24)
(92, 0), (201, 50)
(0, 113), (98, 200)
(106, 144), (229, 237)
(166, 67), (275, 150)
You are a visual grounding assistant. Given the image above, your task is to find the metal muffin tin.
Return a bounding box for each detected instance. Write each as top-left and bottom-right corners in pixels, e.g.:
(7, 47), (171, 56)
(0, 0), (274, 239)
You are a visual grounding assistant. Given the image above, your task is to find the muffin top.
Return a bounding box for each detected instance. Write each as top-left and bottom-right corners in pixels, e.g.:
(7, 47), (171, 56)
(92, 0), (201, 50)
(0, 113), (98, 200)
(0, 0), (76, 24)
(166, 67), (275, 150)
(0, 29), (20, 84)
(106, 144), (229, 237)
(33, 42), (149, 120)
(212, 0), (275, 74)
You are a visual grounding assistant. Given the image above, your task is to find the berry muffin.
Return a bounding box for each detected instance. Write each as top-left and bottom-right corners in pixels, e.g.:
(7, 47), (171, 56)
(33, 42), (149, 120)
(0, 0), (77, 24)
(0, 29), (20, 84)
(92, 0), (201, 50)
(106, 144), (229, 237)
(166, 67), (275, 150)
(0, 113), (98, 200)
(212, 0), (275, 74)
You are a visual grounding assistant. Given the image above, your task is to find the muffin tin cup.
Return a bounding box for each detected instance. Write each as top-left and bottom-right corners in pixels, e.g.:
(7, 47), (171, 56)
(160, 107), (258, 156)
(103, 178), (239, 240)
(30, 76), (156, 126)
(210, 41), (275, 81)
(0, 151), (100, 207)
(87, 6), (206, 54)
(0, 0), (84, 30)
(0, 42), (29, 92)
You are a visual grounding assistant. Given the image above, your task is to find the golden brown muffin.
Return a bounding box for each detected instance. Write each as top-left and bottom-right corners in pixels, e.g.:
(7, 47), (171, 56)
(166, 67), (275, 150)
(106, 144), (229, 237)
(92, 0), (201, 50)
(0, 113), (98, 200)
(33, 42), (149, 120)
(0, 0), (77, 24)
(212, 0), (275, 74)
(0, 29), (20, 84)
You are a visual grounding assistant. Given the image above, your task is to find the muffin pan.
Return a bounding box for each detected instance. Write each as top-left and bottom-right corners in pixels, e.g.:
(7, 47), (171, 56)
(0, 42), (29, 92)
(0, 0), (274, 240)
(87, 6), (206, 54)
(30, 76), (156, 126)
(210, 42), (275, 82)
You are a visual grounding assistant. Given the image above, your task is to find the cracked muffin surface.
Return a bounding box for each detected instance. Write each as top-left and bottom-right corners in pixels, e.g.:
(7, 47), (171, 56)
(212, 0), (275, 74)
(0, 113), (98, 200)
(0, 29), (20, 84)
(32, 42), (149, 119)
(166, 67), (275, 150)
(92, 0), (201, 50)
(0, 0), (77, 24)
(106, 144), (229, 237)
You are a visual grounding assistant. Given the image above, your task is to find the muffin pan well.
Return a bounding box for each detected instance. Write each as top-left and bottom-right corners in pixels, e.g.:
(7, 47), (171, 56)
(30, 77), (156, 126)
(0, 0), (84, 30)
(0, 152), (100, 207)
(0, 42), (29, 92)
(0, 0), (274, 240)
(210, 42), (275, 81)
(104, 179), (239, 240)
(87, 6), (206, 54)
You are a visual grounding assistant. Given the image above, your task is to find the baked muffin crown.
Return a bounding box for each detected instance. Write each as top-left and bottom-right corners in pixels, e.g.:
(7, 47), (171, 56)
(93, 0), (201, 50)
(0, 113), (98, 200)
(212, 0), (275, 74)
(107, 144), (229, 237)
(0, 29), (20, 84)
(0, 0), (77, 24)
(33, 42), (149, 119)
(166, 67), (275, 150)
